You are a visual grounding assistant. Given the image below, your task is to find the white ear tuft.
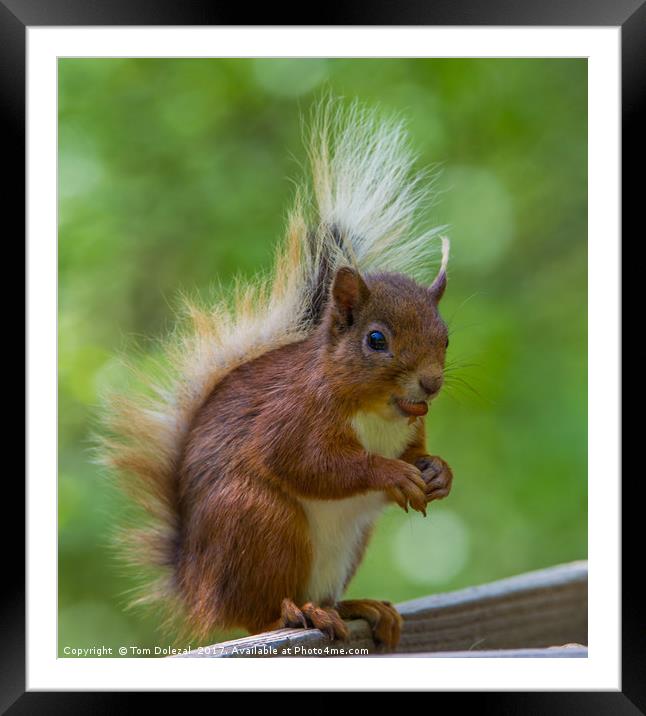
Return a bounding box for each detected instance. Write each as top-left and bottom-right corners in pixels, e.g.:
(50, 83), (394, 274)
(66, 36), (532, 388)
(439, 235), (450, 275)
(429, 235), (450, 301)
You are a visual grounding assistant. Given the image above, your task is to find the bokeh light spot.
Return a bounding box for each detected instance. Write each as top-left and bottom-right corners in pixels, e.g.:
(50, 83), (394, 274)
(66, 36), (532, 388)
(440, 165), (514, 270)
(252, 59), (328, 97)
(59, 150), (104, 200)
(393, 508), (471, 586)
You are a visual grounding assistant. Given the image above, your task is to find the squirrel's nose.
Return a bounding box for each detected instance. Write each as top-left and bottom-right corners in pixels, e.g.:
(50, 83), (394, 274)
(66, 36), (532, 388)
(419, 376), (443, 397)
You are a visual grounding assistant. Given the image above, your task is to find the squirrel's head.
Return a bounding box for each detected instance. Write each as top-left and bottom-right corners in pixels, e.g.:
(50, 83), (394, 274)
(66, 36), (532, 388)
(321, 264), (449, 419)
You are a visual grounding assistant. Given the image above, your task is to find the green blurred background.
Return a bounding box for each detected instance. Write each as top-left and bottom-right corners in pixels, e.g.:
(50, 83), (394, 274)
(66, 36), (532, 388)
(58, 58), (587, 656)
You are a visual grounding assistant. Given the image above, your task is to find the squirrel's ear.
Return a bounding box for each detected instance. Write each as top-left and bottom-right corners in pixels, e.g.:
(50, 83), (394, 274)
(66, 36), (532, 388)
(331, 266), (370, 327)
(428, 270), (447, 303)
(428, 236), (449, 303)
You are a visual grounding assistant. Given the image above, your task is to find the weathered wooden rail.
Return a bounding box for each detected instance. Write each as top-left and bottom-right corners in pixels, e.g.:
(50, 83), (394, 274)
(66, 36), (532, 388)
(176, 561), (587, 658)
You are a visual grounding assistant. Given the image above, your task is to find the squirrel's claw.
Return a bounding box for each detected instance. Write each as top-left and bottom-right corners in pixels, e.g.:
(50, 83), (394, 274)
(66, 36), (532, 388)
(275, 599), (349, 641)
(385, 463), (427, 515)
(301, 603), (349, 641)
(386, 485), (408, 512)
(336, 599), (403, 650)
(278, 598), (308, 630)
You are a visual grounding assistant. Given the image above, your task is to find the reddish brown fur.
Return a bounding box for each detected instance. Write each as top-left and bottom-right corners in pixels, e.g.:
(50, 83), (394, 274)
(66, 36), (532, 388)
(174, 268), (452, 641)
(100, 104), (455, 649)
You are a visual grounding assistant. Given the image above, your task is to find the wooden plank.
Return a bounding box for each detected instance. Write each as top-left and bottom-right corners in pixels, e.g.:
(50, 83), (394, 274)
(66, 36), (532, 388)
(395, 560), (587, 654)
(371, 646), (588, 658)
(175, 560), (587, 658)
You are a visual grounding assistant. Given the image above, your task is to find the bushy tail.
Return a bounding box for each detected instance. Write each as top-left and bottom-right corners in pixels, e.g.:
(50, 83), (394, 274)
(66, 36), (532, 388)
(98, 99), (445, 626)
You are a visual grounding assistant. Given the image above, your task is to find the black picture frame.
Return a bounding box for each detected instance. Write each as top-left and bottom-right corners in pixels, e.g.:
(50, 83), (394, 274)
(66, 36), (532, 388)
(8, 0), (636, 710)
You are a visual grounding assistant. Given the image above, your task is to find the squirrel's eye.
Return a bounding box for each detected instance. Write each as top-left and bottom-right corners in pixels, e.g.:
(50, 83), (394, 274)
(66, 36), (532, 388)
(367, 330), (388, 351)
(445, 336), (450, 349)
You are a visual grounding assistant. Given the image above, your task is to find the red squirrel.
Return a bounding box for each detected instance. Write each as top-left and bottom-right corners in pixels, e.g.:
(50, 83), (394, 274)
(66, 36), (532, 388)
(101, 101), (454, 650)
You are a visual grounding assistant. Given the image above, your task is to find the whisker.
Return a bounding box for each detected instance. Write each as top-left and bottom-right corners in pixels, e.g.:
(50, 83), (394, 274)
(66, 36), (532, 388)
(443, 360), (481, 372)
(447, 322), (483, 338)
(439, 386), (466, 406)
(444, 375), (493, 405)
(446, 291), (481, 326)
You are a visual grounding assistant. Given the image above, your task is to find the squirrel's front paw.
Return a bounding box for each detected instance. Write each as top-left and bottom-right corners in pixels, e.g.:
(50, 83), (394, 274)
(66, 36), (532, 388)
(383, 462), (427, 515)
(415, 455), (453, 504)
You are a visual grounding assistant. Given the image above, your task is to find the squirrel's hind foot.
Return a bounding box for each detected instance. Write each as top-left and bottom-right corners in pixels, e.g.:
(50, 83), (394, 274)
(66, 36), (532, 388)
(273, 598), (349, 641)
(336, 599), (403, 650)
(265, 598), (403, 649)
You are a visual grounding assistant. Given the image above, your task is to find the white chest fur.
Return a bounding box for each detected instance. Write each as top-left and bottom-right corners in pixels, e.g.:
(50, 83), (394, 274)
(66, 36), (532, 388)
(300, 410), (414, 604)
(300, 492), (386, 604)
(351, 409), (416, 459)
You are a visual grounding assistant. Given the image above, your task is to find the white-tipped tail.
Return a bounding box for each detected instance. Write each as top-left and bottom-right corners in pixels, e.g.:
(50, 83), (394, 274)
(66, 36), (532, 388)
(305, 99), (446, 284)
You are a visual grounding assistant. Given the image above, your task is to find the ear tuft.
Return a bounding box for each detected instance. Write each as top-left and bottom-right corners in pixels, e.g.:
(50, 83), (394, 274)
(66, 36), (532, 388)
(429, 270), (447, 302)
(429, 236), (449, 303)
(331, 267), (370, 326)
